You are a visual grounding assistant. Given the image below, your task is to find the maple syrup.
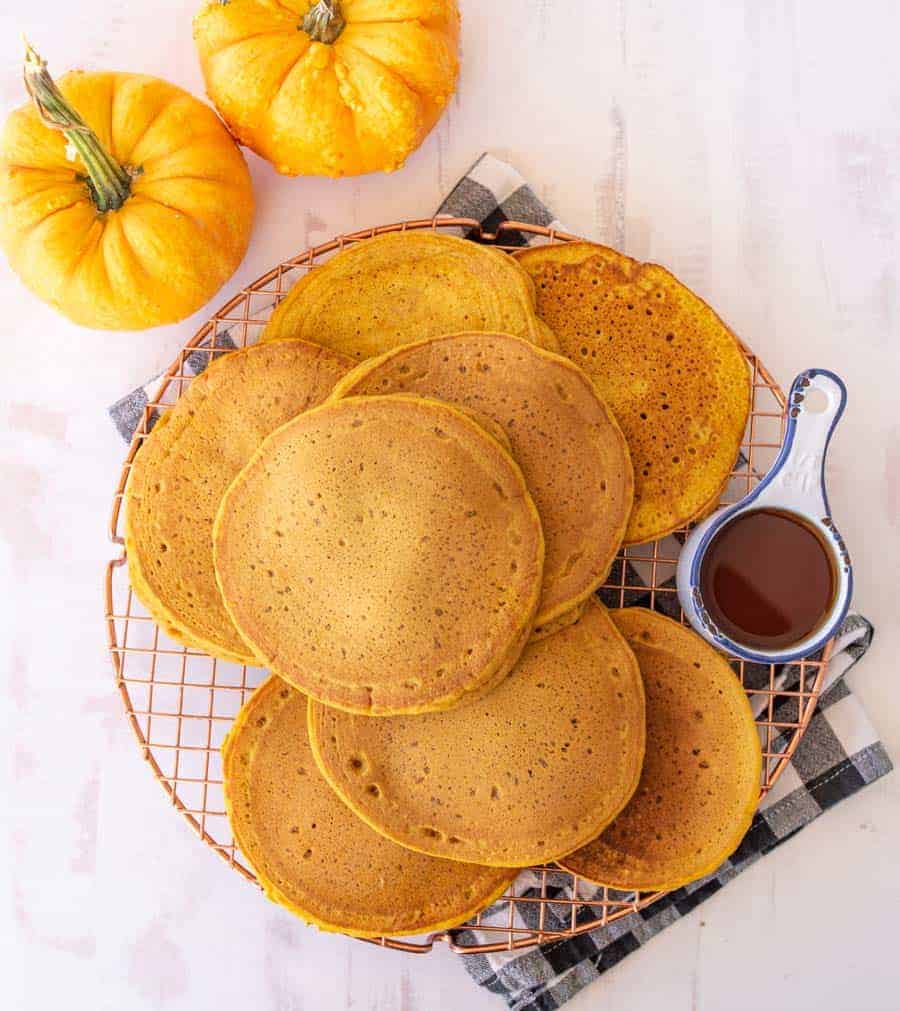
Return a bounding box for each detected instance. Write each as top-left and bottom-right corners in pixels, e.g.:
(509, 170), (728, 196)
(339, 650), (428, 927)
(698, 508), (836, 650)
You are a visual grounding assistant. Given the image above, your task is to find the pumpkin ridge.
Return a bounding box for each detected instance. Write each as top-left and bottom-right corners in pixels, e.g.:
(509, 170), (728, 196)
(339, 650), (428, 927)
(135, 129), (245, 176)
(100, 213), (152, 289)
(137, 171), (251, 189)
(129, 191), (212, 237)
(343, 15), (442, 27)
(123, 93), (214, 167)
(103, 72), (131, 162)
(264, 0), (305, 20)
(336, 38), (425, 108)
(0, 162), (75, 182)
(206, 28), (300, 64)
(3, 174), (82, 211)
(17, 194), (88, 247)
(61, 218), (105, 297)
(111, 86), (173, 167)
(263, 39), (321, 114)
(332, 46), (423, 159)
(128, 191), (235, 274)
(341, 84), (366, 166)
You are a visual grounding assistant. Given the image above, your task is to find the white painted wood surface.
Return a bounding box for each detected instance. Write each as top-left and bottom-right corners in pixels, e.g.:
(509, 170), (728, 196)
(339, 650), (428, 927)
(2, 2), (899, 1008)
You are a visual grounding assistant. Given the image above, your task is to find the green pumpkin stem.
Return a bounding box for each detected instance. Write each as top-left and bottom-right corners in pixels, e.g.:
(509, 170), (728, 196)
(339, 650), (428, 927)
(23, 41), (133, 213)
(300, 0), (345, 44)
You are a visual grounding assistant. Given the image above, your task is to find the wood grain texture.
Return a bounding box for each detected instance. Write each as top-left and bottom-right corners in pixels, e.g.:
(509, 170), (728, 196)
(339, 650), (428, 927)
(1, 1), (899, 1009)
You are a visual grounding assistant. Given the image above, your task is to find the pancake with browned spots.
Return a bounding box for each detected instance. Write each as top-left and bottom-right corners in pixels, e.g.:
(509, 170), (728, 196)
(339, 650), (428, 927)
(309, 600), (645, 867)
(516, 243), (751, 544)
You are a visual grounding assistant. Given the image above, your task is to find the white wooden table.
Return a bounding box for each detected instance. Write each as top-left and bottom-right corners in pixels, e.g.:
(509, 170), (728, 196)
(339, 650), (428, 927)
(2, 2), (899, 1009)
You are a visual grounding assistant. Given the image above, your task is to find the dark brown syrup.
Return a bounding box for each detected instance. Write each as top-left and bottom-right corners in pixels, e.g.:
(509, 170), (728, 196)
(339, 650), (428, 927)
(699, 508), (836, 650)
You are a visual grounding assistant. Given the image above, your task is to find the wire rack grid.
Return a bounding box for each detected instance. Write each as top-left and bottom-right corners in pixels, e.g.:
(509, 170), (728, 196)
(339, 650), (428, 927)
(105, 217), (829, 955)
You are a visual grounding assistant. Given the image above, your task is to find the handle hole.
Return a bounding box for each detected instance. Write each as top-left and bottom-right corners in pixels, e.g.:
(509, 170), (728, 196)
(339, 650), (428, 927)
(804, 388), (829, 414)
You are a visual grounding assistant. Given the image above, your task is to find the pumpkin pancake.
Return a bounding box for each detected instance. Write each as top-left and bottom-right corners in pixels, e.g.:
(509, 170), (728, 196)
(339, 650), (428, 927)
(309, 599), (645, 867)
(223, 677), (514, 938)
(213, 395), (544, 715)
(124, 339), (353, 663)
(331, 333), (633, 628)
(516, 243), (751, 544)
(263, 232), (550, 359)
(560, 608), (762, 892)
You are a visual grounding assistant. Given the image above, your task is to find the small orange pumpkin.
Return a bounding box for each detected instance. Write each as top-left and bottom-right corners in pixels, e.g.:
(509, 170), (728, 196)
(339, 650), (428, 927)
(0, 45), (254, 330)
(194, 0), (461, 177)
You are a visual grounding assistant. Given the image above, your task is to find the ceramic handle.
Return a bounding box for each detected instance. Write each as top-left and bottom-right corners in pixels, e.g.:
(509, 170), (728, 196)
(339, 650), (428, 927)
(677, 367), (851, 665)
(755, 369), (847, 517)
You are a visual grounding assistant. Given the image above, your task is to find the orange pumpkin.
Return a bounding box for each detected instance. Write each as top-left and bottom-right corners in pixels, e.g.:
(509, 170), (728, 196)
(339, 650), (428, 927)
(0, 45), (254, 330)
(194, 0), (460, 177)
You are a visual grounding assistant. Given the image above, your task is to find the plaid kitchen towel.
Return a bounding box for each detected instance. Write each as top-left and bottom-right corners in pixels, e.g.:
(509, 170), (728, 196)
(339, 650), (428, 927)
(108, 154), (889, 1009)
(458, 609), (886, 1011)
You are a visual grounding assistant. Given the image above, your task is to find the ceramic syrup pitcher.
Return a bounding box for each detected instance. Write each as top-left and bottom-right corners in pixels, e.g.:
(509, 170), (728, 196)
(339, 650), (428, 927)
(676, 369), (852, 664)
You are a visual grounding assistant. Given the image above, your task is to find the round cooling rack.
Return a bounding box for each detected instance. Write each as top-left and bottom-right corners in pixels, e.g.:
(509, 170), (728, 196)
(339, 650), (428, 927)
(105, 217), (831, 954)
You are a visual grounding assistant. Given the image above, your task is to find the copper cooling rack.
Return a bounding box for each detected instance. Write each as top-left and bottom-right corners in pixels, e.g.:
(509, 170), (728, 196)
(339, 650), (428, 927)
(105, 218), (830, 954)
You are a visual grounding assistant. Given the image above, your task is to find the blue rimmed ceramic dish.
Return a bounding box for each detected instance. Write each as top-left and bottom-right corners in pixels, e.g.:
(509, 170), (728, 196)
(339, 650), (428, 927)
(676, 368), (852, 664)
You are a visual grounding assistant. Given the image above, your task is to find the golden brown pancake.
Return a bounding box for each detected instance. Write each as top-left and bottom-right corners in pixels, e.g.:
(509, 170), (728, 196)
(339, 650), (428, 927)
(560, 608), (762, 891)
(262, 232), (550, 359)
(124, 339), (353, 663)
(516, 243), (751, 544)
(309, 600), (645, 867)
(331, 332), (633, 628)
(223, 677), (515, 938)
(213, 395), (545, 714)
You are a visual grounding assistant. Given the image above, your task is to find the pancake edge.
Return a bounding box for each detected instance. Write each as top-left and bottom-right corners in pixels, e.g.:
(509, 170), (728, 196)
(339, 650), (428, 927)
(307, 599), (647, 868)
(261, 232), (544, 350)
(126, 409), (257, 663)
(329, 331), (634, 629)
(124, 338), (355, 666)
(557, 607), (763, 892)
(514, 242), (752, 545)
(222, 676), (516, 937)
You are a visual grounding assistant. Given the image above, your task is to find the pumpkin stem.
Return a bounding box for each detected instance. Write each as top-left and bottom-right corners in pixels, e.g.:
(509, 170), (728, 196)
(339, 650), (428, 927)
(23, 41), (134, 214)
(300, 0), (345, 44)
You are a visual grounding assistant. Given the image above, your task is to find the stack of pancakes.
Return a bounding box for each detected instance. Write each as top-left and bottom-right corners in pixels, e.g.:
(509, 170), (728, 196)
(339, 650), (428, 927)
(125, 233), (761, 938)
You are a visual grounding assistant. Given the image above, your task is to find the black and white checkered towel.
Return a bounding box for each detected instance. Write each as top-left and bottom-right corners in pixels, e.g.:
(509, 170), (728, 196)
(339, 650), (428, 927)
(108, 154), (889, 1011)
(459, 605), (885, 1011)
